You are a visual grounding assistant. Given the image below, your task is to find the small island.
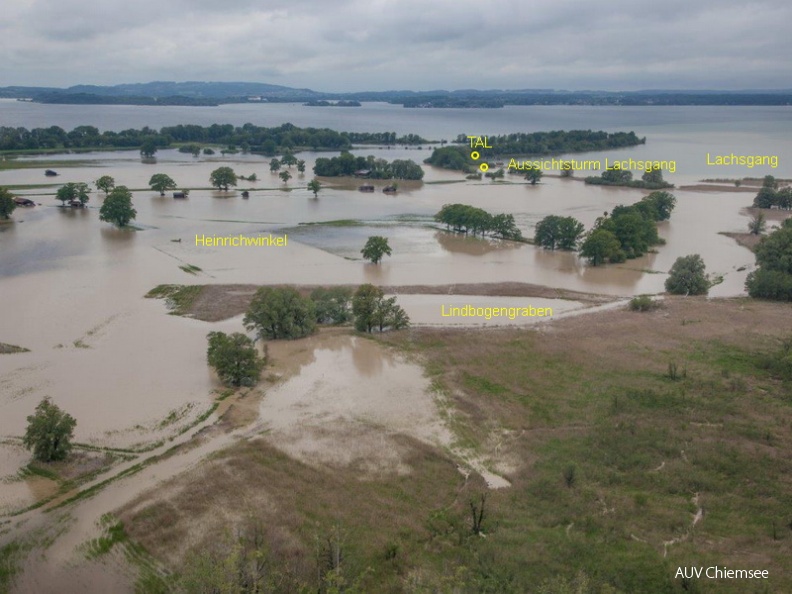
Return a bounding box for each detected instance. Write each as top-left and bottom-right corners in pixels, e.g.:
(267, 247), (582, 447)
(304, 100), (361, 107)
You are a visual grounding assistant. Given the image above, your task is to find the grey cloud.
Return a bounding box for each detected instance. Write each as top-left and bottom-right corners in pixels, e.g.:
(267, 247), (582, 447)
(1, 0), (791, 90)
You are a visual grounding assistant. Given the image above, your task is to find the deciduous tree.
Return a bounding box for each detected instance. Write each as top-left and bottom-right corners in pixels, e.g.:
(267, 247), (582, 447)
(243, 286), (317, 340)
(23, 398), (76, 463)
(95, 175), (115, 194)
(149, 173), (177, 196)
(206, 331), (264, 387)
(307, 179), (322, 198)
(56, 182), (91, 206)
(99, 186), (137, 227)
(210, 167), (237, 191)
(580, 229), (624, 266)
(0, 187), (16, 220)
(665, 254), (709, 295)
(361, 236), (392, 264)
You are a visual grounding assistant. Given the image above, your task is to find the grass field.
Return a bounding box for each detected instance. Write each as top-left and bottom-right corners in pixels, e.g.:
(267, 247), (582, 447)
(108, 296), (792, 593)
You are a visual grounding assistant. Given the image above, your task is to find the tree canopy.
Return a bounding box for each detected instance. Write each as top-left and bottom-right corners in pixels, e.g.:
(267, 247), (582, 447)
(665, 254), (709, 295)
(140, 138), (158, 158)
(434, 204), (522, 241)
(210, 167), (237, 191)
(23, 398), (77, 463)
(311, 287), (353, 325)
(534, 215), (584, 250)
(307, 179), (322, 198)
(56, 182), (90, 206)
(0, 187), (16, 220)
(352, 284), (410, 333)
(580, 229), (624, 266)
(149, 173), (177, 196)
(95, 175), (115, 194)
(746, 220), (792, 301)
(243, 286), (317, 340)
(314, 152), (424, 180)
(99, 186), (137, 227)
(361, 236), (392, 264)
(206, 331), (264, 387)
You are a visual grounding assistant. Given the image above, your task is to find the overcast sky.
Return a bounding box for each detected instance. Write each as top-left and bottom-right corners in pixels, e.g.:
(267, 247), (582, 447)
(2, 0), (791, 91)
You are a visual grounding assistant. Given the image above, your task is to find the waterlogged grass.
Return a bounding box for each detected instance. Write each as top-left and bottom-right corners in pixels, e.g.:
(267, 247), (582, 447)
(0, 342), (30, 354)
(178, 264), (202, 275)
(145, 284), (204, 316)
(298, 219), (363, 227)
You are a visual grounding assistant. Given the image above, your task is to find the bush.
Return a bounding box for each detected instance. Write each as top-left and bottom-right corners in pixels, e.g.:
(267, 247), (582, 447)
(243, 286), (317, 340)
(746, 269), (792, 301)
(629, 295), (660, 312)
(665, 254), (709, 295)
(23, 398), (76, 462)
(206, 332), (264, 387)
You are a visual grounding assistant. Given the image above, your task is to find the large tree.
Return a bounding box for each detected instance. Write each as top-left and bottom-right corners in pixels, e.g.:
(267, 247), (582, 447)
(352, 284), (409, 333)
(361, 236), (392, 264)
(279, 170), (292, 184)
(140, 138), (158, 158)
(95, 175), (115, 195)
(99, 186), (137, 227)
(580, 229), (624, 266)
(535, 215), (584, 250)
(56, 182), (91, 207)
(206, 331), (264, 387)
(243, 286), (317, 340)
(0, 187), (16, 220)
(665, 254), (709, 295)
(149, 173), (177, 196)
(311, 287), (352, 324)
(210, 167), (237, 191)
(23, 398), (77, 463)
(269, 158), (281, 173)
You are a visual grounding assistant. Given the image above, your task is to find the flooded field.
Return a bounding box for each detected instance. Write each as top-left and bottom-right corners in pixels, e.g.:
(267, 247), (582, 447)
(1, 103), (790, 592)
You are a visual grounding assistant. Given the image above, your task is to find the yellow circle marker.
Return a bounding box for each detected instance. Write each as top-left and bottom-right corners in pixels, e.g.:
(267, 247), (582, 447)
(479, 163), (489, 172)
(470, 151), (480, 160)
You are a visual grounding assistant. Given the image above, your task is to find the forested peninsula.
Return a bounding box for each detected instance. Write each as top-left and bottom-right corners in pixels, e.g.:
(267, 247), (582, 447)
(0, 124), (428, 155)
(426, 130), (645, 171)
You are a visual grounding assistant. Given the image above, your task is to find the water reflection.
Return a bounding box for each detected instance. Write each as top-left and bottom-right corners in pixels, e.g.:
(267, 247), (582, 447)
(435, 231), (520, 256)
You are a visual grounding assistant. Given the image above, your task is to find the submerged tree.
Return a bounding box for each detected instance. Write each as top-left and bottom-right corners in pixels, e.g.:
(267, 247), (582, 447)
(23, 398), (77, 463)
(210, 167), (237, 191)
(206, 331), (264, 387)
(307, 179), (322, 198)
(0, 187), (17, 220)
(56, 182), (91, 207)
(279, 170), (292, 185)
(99, 185), (137, 227)
(95, 175), (115, 195)
(149, 173), (178, 196)
(361, 236), (392, 264)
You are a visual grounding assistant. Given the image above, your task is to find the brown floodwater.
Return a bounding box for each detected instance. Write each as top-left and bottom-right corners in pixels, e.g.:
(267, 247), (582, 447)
(0, 143), (767, 591)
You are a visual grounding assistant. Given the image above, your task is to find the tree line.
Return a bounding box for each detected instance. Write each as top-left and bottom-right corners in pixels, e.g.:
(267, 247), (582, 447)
(455, 130), (645, 157)
(752, 175), (792, 209)
(313, 153), (424, 179)
(585, 168), (673, 189)
(746, 219), (792, 301)
(208, 285), (410, 386)
(530, 191), (676, 265)
(434, 204), (523, 240)
(0, 123), (428, 154)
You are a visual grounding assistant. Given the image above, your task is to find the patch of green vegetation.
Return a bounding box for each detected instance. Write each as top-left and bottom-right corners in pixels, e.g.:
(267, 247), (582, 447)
(178, 263), (202, 275)
(83, 514), (127, 559)
(73, 339), (90, 349)
(0, 342), (30, 354)
(144, 284), (204, 316)
(0, 158), (94, 171)
(299, 219), (363, 227)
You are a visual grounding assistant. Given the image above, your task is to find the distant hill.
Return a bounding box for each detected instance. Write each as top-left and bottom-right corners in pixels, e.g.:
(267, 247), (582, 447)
(2, 82), (791, 107)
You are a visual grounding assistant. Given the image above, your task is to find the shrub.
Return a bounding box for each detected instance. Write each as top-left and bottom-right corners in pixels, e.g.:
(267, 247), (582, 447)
(629, 295), (660, 312)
